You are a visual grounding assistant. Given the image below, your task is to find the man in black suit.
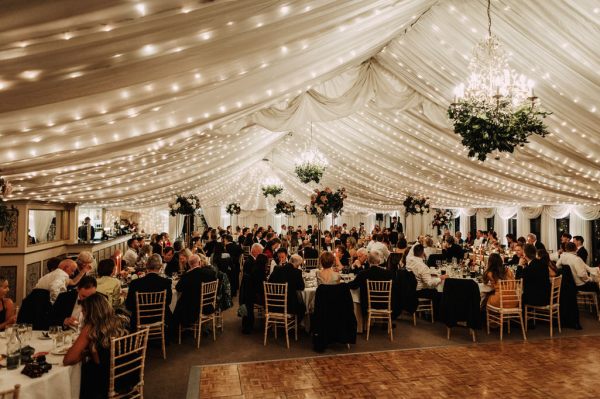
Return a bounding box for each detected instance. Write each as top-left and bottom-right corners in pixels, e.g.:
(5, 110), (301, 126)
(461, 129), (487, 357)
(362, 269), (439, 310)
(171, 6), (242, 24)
(348, 252), (397, 317)
(125, 254), (173, 332)
(50, 276), (97, 329)
(240, 244), (266, 334)
(77, 217), (95, 242)
(163, 246), (179, 276)
(442, 236), (464, 262)
(526, 233), (546, 250)
(389, 216), (403, 246)
(573, 236), (589, 264)
(350, 248), (369, 274)
(224, 234), (242, 296)
(520, 243), (551, 306)
(174, 254), (217, 330)
(299, 240), (319, 259)
(267, 254), (306, 321)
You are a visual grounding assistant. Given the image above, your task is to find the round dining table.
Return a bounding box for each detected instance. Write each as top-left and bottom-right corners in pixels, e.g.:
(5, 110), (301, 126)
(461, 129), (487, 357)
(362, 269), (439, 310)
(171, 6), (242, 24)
(0, 331), (81, 399)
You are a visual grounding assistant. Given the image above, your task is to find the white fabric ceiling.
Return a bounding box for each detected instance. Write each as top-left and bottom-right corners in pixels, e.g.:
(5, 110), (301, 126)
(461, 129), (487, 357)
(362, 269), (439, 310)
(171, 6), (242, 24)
(0, 0), (598, 212)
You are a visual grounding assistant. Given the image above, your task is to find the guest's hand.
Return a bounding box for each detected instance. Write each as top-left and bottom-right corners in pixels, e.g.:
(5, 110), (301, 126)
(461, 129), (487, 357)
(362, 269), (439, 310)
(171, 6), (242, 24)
(440, 274), (448, 281)
(64, 317), (79, 328)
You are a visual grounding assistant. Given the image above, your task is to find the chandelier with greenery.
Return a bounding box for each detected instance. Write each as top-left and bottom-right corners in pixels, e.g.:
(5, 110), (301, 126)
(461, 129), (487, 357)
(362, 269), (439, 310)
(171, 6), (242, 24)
(294, 122), (328, 184)
(448, 0), (550, 161)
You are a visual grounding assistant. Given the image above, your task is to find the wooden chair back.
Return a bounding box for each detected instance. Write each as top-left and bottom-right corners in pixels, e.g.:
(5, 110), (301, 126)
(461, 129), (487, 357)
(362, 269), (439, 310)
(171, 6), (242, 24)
(135, 290), (166, 327)
(109, 328), (150, 399)
(366, 280), (392, 312)
(549, 275), (562, 307)
(200, 280), (219, 315)
(264, 282), (289, 315)
(0, 385), (19, 399)
(498, 279), (522, 309)
(304, 258), (319, 269)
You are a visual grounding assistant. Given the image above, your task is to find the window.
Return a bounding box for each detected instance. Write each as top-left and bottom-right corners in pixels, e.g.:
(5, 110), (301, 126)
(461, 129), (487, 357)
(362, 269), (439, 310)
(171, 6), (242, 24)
(486, 216), (495, 232)
(507, 218), (517, 237)
(455, 216), (460, 233)
(592, 219), (600, 267)
(470, 216), (477, 237)
(556, 217), (570, 249)
(28, 210), (63, 245)
(530, 216), (541, 240)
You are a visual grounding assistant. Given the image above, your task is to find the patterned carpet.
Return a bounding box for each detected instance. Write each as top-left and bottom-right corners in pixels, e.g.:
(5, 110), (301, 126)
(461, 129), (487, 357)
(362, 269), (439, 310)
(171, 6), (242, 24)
(196, 335), (600, 398)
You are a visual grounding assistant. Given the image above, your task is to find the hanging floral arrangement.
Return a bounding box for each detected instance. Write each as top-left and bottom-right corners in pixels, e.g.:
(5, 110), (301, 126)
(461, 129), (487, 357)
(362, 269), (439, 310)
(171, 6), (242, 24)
(261, 184), (284, 198)
(295, 163), (325, 184)
(432, 209), (453, 229)
(225, 202), (241, 215)
(168, 194), (201, 216)
(275, 200), (296, 216)
(304, 187), (347, 219)
(403, 194), (430, 216)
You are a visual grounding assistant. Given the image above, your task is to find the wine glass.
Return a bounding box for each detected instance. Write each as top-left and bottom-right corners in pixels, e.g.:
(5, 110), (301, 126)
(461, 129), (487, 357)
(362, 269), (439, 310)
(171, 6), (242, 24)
(48, 326), (61, 351)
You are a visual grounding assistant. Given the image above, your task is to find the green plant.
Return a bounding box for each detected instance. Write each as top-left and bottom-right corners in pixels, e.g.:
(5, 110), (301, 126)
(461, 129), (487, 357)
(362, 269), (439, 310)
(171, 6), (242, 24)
(262, 185), (283, 198)
(294, 163), (325, 184)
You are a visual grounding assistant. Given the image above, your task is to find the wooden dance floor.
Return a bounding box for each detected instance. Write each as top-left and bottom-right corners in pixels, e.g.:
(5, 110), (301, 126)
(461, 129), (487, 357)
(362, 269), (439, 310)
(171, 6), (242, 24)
(198, 336), (600, 398)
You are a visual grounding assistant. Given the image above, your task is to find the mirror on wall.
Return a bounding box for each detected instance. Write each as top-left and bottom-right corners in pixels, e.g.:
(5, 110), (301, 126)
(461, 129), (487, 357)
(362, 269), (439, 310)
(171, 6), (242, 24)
(28, 210), (61, 245)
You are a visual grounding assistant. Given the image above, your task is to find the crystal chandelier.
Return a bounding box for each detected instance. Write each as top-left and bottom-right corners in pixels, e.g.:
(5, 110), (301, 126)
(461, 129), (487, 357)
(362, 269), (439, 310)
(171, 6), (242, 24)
(448, 0), (550, 161)
(294, 122), (328, 184)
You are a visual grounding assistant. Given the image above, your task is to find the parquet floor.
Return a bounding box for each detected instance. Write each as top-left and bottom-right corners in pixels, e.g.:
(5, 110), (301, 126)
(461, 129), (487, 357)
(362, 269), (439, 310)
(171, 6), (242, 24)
(198, 335), (600, 398)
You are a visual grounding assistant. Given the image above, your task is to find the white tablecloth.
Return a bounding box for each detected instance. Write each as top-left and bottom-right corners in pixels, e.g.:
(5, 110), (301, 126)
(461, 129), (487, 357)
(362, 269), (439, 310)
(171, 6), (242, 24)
(0, 332), (81, 399)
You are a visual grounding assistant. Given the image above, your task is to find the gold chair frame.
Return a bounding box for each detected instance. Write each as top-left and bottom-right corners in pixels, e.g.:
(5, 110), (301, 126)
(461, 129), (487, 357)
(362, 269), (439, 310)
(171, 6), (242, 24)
(135, 290), (167, 359)
(366, 279), (393, 342)
(486, 279), (526, 341)
(109, 328), (150, 399)
(263, 282), (298, 349)
(525, 276), (562, 337)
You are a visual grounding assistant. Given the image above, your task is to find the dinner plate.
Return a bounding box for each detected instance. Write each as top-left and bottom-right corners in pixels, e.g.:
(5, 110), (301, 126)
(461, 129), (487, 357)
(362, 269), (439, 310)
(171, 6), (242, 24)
(50, 348), (69, 355)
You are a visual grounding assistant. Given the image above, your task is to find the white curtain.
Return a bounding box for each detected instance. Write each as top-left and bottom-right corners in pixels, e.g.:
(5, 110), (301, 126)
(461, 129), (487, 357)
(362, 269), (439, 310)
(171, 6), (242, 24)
(203, 206), (222, 229)
(570, 211), (593, 265)
(457, 208), (477, 237)
(31, 210), (55, 243)
(516, 207), (543, 238)
(476, 208), (494, 231)
(495, 207), (517, 246)
(540, 205), (572, 251)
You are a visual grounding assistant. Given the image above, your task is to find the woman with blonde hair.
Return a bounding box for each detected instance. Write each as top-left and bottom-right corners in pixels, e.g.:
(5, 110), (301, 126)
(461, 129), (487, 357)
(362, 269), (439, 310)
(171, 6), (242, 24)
(178, 248), (193, 273)
(64, 293), (129, 398)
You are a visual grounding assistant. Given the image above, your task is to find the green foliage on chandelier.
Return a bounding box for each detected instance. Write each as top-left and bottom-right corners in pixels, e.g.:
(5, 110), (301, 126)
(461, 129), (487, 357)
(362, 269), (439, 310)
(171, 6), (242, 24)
(262, 185), (284, 198)
(294, 163), (325, 184)
(225, 202), (241, 215)
(448, 98), (551, 161)
(275, 200), (296, 216)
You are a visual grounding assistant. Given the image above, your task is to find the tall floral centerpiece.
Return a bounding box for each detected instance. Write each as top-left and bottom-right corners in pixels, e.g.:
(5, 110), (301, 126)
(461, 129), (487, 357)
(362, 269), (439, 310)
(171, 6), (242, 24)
(275, 200), (296, 225)
(168, 194), (201, 248)
(305, 187), (347, 250)
(403, 195), (430, 216)
(225, 202), (241, 226)
(432, 209), (453, 235)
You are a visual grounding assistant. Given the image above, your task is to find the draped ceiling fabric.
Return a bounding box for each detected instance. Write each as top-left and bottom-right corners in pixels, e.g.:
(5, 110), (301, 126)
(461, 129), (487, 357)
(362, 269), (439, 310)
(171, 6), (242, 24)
(0, 1), (599, 217)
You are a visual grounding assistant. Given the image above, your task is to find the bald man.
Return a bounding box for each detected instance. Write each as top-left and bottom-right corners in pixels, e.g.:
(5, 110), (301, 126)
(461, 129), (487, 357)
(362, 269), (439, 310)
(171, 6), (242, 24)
(35, 259), (89, 303)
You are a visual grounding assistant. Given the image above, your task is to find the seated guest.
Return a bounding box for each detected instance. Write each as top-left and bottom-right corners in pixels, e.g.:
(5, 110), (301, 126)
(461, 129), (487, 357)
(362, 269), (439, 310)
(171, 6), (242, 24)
(557, 233), (572, 257)
(125, 254), (173, 330)
(36, 259), (88, 304)
(174, 254), (218, 329)
(573, 236), (588, 263)
(346, 237), (358, 259)
(46, 257), (61, 273)
(465, 231), (474, 246)
(557, 242), (599, 299)
(268, 251), (306, 321)
(369, 234), (390, 262)
(274, 247), (289, 266)
(123, 238), (140, 269)
(263, 237), (281, 261)
(473, 230), (486, 248)
(137, 244), (153, 269)
(423, 237), (436, 259)
(455, 231), (464, 245)
(322, 235), (334, 252)
(240, 246), (267, 334)
(69, 251), (95, 287)
(50, 276), (97, 329)
(203, 230), (217, 257)
(151, 233), (165, 257)
(316, 252), (341, 285)
(177, 248), (193, 273)
(394, 238), (408, 255)
(526, 233), (546, 250)
(0, 275), (17, 331)
(505, 233), (517, 250)
(64, 293), (129, 399)
(406, 244), (445, 302)
(350, 248), (369, 274)
(348, 252), (397, 316)
(335, 244), (351, 268)
(96, 259), (122, 308)
(483, 253), (517, 308)
(517, 236), (527, 245)
(163, 246), (179, 276)
(507, 243), (525, 266)
(520, 244), (550, 306)
(299, 240), (318, 259)
(442, 236), (464, 262)
(537, 249), (557, 277)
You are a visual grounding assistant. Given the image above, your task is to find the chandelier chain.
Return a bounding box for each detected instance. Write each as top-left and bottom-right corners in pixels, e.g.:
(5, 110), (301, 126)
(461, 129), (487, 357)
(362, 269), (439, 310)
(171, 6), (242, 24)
(487, 0), (492, 37)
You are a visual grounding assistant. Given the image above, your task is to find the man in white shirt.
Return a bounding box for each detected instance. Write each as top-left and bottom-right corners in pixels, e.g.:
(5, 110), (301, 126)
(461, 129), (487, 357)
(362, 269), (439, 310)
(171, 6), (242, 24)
(557, 242), (598, 299)
(473, 230), (486, 248)
(123, 237), (140, 268)
(406, 244), (446, 315)
(369, 234), (390, 263)
(34, 259), (85, 303)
